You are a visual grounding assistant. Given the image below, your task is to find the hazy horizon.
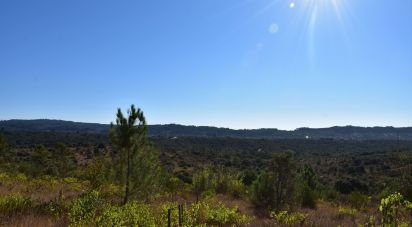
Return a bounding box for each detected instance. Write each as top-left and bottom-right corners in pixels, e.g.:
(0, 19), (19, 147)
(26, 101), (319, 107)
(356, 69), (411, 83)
(1, 0), (411, 129)
(1, 118), (412, 131)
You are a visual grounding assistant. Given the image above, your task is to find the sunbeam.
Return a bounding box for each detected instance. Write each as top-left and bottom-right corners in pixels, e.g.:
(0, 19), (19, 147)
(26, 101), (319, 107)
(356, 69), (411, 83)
(257, 0), (352, 65)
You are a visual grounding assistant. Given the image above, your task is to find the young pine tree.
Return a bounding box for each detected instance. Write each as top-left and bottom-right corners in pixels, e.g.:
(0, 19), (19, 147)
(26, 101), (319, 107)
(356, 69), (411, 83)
(110, 104), (160, 204)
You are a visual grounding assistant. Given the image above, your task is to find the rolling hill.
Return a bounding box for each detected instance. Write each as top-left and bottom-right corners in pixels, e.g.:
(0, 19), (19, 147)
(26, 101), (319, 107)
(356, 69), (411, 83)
(0, 119), (411, 140)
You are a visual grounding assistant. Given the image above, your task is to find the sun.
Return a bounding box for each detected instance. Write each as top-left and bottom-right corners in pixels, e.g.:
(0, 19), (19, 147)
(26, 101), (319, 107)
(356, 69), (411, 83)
(258, 0), (351, 63)
(294, 0), (349, 22)
(297, 0), (350, 58)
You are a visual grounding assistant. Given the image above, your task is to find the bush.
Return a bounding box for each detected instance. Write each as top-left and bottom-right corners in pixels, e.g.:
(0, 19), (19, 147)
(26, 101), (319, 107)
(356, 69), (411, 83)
(319, 186), (340, 202)
(379, 192), (412, 226)
(65, 189), (251, 226)
(68, 190), (103, 226)
(192, 167), (217, 200)
(296, 164), (318, 208)
(204, 202), (250, 225)
(215, 168), (245, 198)
(242, 170), (257, 186)
(0, 194), (33, 215)
(164, 176), (185, 196)
(97, 202), (156, 226)
(338, 206), (357, 218)
(250, 171), (275, 210)
(271, 210), (307, 226)
(185, 198), (252, 226)
(227, 178), (245, 198)
(297, 184), (317, 209)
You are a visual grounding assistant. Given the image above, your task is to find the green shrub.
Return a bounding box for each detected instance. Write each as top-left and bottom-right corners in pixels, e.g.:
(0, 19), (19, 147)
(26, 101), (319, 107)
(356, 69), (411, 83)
(97, 205), (125, 227)
(319, 186), (340, 202)
(251, 152), (295, 212)
(68, 190), (103, 226)
(338, 206), (358, 218)
(271, 210), (307, 226)
(185, 198), (251, 226)
(164, 176), (185, 196)
(97, 202), (156, 226)
(250, 171), (275, 210)
(297, 184), (317, 209)
(214, 168), (245, 197)
(63, 177), (78, 184)
(0, 194), (33, 215)
(296, 164), (318, 208)
(204, 202), (250, 225)
(379, 192), (412, 226)
(96, 198), (250, 226)
(0, 172), (12, 186)
(227, 178), (245, 198)
(192, 167), (217, 200)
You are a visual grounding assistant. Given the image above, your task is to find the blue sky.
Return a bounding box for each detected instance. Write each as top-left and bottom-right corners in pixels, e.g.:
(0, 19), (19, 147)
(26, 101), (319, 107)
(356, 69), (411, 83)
(0, 0), (411, 129)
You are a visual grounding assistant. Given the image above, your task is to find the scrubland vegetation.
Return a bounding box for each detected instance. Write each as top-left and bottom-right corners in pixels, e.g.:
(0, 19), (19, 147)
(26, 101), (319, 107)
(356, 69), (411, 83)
(0, 105), (411, 226)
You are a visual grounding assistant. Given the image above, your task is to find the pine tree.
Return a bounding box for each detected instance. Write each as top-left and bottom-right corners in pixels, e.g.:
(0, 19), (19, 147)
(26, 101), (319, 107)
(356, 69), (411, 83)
(271, 151), (295, 211)
(110, 104), (158, 204)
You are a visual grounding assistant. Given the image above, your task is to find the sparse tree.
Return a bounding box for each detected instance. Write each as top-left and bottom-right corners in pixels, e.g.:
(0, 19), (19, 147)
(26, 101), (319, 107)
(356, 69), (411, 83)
(52, 143), (76, 177)
(31, 144), (51, 176)
(251, 151), (296, 211)
(271, 151), (295, 211)
(192, 166), (217, 201)
(110, 104), (159, 204)
(296, 164), (318, 208)
(251, 170), (276, 210)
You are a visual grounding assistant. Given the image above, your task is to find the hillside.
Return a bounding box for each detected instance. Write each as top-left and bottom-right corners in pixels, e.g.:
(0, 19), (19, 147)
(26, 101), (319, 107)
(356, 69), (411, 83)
(1, 119), (412, 140)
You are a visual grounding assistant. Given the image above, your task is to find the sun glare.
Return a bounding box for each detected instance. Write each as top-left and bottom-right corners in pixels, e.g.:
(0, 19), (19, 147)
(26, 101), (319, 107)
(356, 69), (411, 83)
(259, 0), (350, 64)
(299, 0), (350, 62)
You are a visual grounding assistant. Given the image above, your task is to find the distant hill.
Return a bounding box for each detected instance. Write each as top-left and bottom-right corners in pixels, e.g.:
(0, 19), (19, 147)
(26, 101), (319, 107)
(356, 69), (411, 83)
(0, 119), (412, 140)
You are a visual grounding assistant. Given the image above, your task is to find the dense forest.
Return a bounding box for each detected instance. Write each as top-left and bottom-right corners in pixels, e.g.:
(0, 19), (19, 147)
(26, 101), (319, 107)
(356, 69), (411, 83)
(0, 112), (411, 226)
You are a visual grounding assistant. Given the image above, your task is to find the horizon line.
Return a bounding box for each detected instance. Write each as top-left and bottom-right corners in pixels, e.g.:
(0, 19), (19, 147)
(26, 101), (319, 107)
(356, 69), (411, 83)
(1, 118), (411, 131)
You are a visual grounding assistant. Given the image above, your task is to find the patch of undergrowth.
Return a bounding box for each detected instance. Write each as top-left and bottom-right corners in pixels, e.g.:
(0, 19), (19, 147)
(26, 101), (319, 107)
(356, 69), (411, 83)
(68, 190), (103, 226)
(98, 202), (156, 226)
(271, 210), (307, 226)
(0, 193), (33, 215)
(65, 190), (251, 226)
(379, 192), (412, 227)
(186, 198), (252, 226)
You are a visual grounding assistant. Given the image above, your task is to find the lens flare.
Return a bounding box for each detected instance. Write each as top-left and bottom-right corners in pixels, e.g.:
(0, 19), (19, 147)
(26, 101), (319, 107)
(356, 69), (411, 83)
(259, 0), (351, 64)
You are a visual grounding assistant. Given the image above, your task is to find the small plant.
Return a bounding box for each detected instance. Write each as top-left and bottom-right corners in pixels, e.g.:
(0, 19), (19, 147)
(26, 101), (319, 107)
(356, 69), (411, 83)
(192, 167), (217, 200)
(183, 198), (251, 226)
(367, 215), (375, 227)
(0, 172), (12, 186)
(68, 190), (103, 226)
(63, 177), (78, 184)
(0, 193), (33, 215)
(97, 202), (156, 226)
(205, 202), (250, 225)
(271, 210), (307, 226)
(338, 206), (358, 217)
(348, 191), (370, 210)
(379, 192), (412, 227)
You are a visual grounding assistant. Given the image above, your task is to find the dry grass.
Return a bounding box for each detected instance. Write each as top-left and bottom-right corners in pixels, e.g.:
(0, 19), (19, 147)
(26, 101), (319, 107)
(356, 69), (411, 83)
(1, 214), (56, 227)
(1, 176), (409, 227)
